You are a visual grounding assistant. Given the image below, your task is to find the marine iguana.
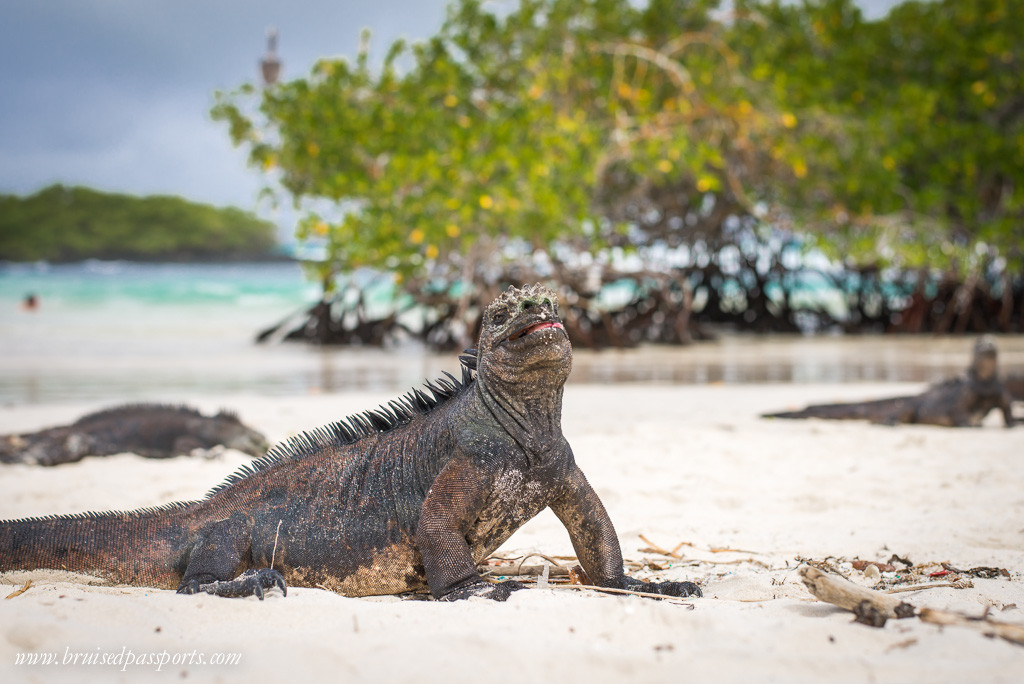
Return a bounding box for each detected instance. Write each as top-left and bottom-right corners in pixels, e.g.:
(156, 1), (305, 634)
(0, 285), (701, 601)
(1005, 373), (1024, 403)
(763, 337), (1016, 427)
(0, 404), (269, 466)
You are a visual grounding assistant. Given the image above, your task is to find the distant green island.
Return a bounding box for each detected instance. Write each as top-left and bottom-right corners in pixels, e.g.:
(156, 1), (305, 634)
(0, 185), (282, 262)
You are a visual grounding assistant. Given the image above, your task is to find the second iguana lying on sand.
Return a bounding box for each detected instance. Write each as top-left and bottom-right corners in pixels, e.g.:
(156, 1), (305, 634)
(0, 404), (269, 466)
(0, 284), (700, 601)
(763, 337), (1016, 427)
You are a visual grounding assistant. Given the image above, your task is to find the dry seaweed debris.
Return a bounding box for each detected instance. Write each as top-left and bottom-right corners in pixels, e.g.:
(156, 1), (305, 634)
(852, 560), (896, 573)
(480, 554), (577, 582)
(795, 556), (848, 576)
(639, 535), (773, 569)
(639, 535), (762, 558)
(798, 565), (1024, 646)
(480, 547), (701, 604)
(637, 535), (687, 559)
(940, 563), (1011, 579)
(805, 554), (1011, 593)
(481, 554), (669, 588)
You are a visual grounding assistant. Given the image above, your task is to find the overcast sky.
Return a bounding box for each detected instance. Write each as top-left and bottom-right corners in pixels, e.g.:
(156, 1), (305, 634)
(0, 0), (902, 219)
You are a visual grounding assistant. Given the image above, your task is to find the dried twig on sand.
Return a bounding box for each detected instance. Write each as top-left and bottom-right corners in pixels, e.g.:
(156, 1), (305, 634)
(639, 536), (761, 557)
(4, 580), (33, 599)
(919, 607), (1024, 646)
(638, 535), (686, 558)
(885, 580), (973, 594)
(547, 583), (696, 607)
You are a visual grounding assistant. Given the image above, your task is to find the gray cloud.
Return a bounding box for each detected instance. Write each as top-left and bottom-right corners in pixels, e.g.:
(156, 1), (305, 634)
(0, 1), (451, 209)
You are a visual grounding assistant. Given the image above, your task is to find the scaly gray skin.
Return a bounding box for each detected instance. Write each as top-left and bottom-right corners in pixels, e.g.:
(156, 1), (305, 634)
(763, 337), (1016, 428)
(1005, 373), (1024, 403)
(0, 404), (269, 466)
(0, 284), (701, 602)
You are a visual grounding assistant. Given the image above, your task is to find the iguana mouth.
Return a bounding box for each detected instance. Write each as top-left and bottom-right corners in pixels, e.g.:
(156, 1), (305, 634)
(508, 320), (565, 341)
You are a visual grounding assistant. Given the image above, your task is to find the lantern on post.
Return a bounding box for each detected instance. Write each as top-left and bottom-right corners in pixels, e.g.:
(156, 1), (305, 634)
(261, 27), (281, 86)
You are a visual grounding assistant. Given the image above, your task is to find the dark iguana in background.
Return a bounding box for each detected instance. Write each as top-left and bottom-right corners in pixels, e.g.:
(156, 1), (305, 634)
(0, 404), (269, 466)
(763, 337), (1016, 427)
(0, 284), (700, 601)
(1005, 373), (1024, 404)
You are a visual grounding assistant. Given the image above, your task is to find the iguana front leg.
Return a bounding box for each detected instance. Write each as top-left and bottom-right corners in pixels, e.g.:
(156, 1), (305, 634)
(999, 388), (1016, 428)
(416, 455), (524, 601)
(176, 516), (286, 600)
(552, 466), (701, 598)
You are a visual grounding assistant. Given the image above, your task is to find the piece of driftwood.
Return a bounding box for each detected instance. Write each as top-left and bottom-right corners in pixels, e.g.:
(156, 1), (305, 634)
(799, 565), (1024, 646)
(919, 608), (1024, 646)
(798, 565), (916, 625)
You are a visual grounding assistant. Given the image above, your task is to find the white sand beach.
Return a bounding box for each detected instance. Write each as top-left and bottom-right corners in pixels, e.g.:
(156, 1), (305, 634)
(1, 379), (1023, 683)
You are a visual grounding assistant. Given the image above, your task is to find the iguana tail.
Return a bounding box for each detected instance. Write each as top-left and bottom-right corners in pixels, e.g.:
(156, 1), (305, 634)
(0, 505), (192, 589)
(0, 435), (20, 463)
(763, 396), (917, 423)
(0, 428), (82, 465)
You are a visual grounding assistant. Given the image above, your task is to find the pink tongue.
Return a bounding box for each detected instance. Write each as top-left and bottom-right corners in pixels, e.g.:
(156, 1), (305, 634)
(523, 321), (562, 335)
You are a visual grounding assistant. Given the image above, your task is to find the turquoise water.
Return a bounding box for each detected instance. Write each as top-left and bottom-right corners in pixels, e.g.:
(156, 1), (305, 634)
(0, 260), (317, 308)
(0, 261), (486, 405)
(0, 261), (321, 360)
(0, 261), (327, 404)
(1, 261), (1017, 406)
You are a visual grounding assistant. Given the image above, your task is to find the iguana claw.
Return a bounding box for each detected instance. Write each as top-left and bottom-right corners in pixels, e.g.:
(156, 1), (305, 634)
(621, 577), (702, 598)
(439, 579), (526, 602)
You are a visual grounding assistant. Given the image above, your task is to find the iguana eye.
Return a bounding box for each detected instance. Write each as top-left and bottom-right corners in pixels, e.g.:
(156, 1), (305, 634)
(490, 311), (509, 326)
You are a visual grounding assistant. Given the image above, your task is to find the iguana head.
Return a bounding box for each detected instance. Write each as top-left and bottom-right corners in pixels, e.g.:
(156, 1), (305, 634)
(476, 284), (572, 387)
(190, 411), (270, 457)
(971, 336), (999, 381)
